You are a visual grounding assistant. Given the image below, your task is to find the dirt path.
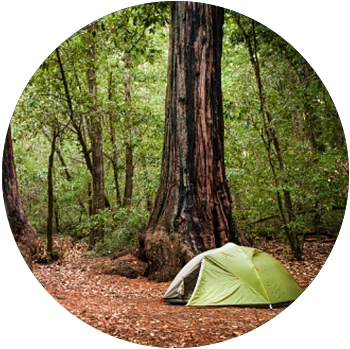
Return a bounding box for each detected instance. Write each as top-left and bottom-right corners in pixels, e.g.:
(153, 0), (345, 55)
(32, 238), (334, 347)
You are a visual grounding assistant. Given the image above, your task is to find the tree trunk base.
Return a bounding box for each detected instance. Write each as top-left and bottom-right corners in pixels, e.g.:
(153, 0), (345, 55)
(141, 228), (188, 282)
(13, 220), (38, 271)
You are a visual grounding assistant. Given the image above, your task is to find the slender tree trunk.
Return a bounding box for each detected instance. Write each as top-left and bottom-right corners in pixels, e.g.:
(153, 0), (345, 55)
(86, 24), (106, 248)
(111, 154), (122, 207)
(236, 16), (303, 260)
(123, 143), (134, 207)
(46, 130), (59, 258)
(140, 155), (153, 212)
(54, 201), (60, 234)
(140, 2), (247, 281)
(122, 52), (134, 207)
(107, 72), (122, 206)
(56, 46), (110, 211)
(55, 147), (71, 181)
(146, 195), (153, 212)
(88, 181), (93, 216)
(263, 133), (294, 247)
(2, 125), (38, 268)
(55, 146), (87, 214)
(56, 47), (94, 174)
(43, 127), (88, 230)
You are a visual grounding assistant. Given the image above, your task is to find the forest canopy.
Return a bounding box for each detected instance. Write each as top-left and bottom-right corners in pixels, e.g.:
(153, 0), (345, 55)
(10, 2), (348, 262)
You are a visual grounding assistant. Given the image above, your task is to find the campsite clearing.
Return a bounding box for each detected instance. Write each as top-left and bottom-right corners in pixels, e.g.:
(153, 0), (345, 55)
(33, 238), (334, 347)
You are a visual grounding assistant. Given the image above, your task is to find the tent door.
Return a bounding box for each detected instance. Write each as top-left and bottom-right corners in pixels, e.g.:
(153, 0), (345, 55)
(183, 266), (200, 298)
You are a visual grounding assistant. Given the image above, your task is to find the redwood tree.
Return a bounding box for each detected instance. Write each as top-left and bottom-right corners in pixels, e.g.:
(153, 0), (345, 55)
(2, 125), (38, 267)
(140, 2), (247, 281)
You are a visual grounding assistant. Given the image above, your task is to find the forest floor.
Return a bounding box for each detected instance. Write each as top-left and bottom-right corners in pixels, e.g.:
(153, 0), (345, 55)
(32, 237), (335, 348)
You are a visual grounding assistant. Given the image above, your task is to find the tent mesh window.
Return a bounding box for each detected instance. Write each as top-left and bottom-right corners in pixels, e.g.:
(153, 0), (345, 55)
(184, 266), (200, 298)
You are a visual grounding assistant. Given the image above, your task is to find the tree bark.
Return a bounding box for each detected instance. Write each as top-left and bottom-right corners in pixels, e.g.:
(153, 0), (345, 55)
(46, 130), (59, 258)
(123, 143), (134, 207)
(54, 199), (60, 234)
(107, 72), (122, 207)
(2, 125), (38, 267)
(140, 2), (247, 281)
(55, 147), (71, 181)
(122, 52), (134, 207)
(86, 24), (106, 248)
(112, 159), (122, 207)
(88, 181), (93, 217)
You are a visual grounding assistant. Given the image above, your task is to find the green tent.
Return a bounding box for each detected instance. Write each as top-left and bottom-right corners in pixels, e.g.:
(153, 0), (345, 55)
(163, 243), (303, 307)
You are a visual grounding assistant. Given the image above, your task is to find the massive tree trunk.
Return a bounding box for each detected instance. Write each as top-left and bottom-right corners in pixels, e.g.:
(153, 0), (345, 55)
(140, 2), (247, 281)
(86, 24), (106, 248)
(2, 125), (38, 267)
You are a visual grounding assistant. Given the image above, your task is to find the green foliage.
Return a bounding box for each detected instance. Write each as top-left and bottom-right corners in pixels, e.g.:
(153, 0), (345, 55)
(78, 206), (148, 255)
(222, 11), (348, 245)
(10, 4), (347, 257)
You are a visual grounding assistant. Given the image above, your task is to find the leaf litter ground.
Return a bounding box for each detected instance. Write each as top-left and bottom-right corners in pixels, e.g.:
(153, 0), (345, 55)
(33, 238), (334, 347)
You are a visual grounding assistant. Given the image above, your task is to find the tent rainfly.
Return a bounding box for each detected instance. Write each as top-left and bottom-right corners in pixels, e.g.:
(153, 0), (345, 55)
(163, 243), (303, 307)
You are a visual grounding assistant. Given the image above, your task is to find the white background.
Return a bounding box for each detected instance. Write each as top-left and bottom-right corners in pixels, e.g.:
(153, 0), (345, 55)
(0, 1), (348, 348)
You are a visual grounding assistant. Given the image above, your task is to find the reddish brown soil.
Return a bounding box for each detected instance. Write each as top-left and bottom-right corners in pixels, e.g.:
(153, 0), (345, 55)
(32, 238), (334, 347)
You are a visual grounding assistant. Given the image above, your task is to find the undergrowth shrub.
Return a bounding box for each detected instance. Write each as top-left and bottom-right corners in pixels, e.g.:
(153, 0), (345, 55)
(76, 206), (148, 256)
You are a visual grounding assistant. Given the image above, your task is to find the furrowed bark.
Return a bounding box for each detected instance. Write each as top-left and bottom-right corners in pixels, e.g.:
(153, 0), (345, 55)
(140, 2), (247, 281)
(2, 125), (38, 268)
